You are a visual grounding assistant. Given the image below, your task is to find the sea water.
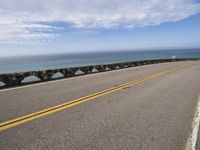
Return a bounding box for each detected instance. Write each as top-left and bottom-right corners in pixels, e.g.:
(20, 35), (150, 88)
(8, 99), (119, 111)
(0, 49), (200, 74)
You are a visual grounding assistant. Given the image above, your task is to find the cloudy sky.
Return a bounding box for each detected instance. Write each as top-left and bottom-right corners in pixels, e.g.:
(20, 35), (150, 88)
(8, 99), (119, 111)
(0, 0), (200, 56)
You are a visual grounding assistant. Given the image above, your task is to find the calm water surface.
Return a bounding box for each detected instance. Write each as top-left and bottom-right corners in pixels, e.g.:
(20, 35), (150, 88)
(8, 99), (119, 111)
(0, 49), (200, 74)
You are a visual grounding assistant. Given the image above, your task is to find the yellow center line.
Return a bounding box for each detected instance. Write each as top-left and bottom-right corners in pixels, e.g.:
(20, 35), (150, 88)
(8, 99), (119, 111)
(0, 64), (189, 132)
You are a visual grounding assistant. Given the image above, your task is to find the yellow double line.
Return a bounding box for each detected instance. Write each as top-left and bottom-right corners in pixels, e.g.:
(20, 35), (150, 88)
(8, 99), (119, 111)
(0, 65), (186, 132)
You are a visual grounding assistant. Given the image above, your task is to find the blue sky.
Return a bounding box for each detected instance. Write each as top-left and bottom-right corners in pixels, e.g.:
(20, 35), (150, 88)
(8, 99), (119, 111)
(0, 0), (200, 57)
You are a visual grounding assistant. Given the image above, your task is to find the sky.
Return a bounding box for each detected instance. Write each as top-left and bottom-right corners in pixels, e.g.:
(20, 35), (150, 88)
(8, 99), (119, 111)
(0, 0), (200, 57)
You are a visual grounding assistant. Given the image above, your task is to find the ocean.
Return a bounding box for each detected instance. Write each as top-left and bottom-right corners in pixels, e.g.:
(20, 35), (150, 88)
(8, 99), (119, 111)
(0, 49), (200, 74)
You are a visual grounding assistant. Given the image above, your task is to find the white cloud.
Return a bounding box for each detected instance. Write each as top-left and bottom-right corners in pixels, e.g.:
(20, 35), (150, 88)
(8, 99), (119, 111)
(0, 23), (60, 44)
(0, 0), (200, 44)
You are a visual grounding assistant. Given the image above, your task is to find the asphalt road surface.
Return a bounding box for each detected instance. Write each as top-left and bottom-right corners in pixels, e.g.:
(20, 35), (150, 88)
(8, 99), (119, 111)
(0, 61), (200, 150)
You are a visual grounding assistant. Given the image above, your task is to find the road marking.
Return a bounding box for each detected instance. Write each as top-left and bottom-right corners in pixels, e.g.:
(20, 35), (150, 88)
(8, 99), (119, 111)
(185, 94), (200, 150)
(0, 65), (187, 132)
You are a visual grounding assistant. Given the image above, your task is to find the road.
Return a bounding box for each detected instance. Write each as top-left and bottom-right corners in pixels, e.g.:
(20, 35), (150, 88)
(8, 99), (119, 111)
(0, 61), (200, 150)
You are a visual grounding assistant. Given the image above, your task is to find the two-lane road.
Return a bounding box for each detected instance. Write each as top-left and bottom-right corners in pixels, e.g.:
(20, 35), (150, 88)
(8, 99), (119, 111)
(0, 61), (200, 150)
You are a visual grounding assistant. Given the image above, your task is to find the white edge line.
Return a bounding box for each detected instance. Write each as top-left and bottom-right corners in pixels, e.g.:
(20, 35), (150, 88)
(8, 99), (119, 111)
(185, 94), (200, 150)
